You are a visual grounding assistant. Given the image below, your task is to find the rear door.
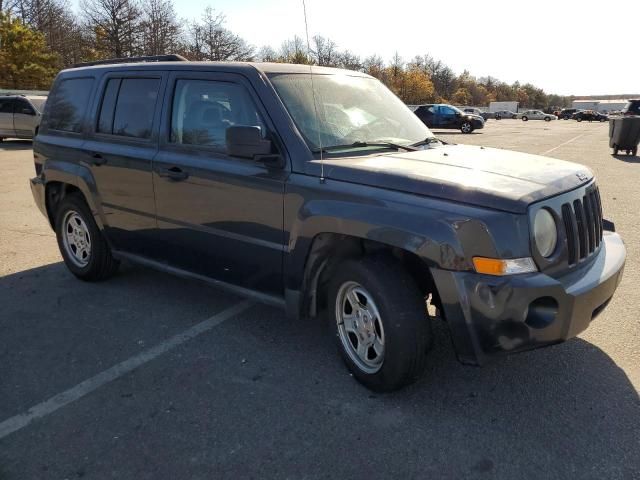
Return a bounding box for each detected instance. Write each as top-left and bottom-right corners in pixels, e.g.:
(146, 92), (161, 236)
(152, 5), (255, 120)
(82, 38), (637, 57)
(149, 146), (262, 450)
(415, 105), (435, 127)
(82, 71), (166, 255)
(13, 97), (38, 136)
(152, 71), (288, 296)
(0, 98), (15, 136)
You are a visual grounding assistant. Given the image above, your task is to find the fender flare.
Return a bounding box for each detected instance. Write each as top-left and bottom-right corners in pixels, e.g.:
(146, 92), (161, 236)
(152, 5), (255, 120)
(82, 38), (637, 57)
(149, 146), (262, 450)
(43, 160), (105, 230)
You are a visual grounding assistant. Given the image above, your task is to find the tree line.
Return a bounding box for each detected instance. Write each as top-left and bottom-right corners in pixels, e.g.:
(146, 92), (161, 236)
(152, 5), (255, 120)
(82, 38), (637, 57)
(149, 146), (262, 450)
(0, 0), (573, 108)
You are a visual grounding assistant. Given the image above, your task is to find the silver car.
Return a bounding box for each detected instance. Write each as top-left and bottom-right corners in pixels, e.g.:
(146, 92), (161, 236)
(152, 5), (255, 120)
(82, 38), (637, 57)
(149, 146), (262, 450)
(517, 109), (557, 122)
(0, 95), (47, 141)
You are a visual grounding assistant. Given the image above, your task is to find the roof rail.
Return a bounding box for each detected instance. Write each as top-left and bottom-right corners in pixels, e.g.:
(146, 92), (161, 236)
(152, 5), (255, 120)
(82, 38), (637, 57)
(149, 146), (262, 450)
(72, 54), (188, 68)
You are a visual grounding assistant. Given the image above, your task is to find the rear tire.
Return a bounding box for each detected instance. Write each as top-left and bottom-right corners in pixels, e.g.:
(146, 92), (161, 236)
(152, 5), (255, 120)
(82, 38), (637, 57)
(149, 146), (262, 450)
(613, 145), (619, 155)
(327, 255), (432, 392)
(522, 116), (528, 121)
(55, 193), (119, 281)
(577, 117), (583, 122)
(633, 147), (638, 156)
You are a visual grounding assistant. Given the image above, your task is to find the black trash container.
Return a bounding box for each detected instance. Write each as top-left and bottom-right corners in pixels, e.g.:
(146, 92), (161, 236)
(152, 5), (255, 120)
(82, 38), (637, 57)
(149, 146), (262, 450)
(609, 117), (640, 156)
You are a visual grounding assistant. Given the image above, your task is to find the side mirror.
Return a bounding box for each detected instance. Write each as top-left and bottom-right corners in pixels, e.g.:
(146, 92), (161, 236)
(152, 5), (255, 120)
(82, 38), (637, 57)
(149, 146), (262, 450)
(226, 126), (272, 159)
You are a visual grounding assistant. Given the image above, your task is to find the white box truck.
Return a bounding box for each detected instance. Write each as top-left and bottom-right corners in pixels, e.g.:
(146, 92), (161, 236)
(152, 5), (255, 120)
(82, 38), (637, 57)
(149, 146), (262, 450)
(489, 101), (519, 113)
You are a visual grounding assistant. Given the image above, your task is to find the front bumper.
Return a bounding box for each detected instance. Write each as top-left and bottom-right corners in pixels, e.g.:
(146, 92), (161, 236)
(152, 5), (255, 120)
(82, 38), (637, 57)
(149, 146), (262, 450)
(431, 231), (626, 365)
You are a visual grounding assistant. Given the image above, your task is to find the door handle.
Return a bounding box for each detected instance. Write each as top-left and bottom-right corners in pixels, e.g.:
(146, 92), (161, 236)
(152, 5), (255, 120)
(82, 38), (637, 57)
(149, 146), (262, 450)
(90, 152), (107, 166)
(159, 166), (189, 181)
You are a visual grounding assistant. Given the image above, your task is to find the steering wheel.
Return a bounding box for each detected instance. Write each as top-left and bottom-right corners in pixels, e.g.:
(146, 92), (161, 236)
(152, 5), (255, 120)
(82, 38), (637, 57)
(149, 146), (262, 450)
(346, 118), (389, 139)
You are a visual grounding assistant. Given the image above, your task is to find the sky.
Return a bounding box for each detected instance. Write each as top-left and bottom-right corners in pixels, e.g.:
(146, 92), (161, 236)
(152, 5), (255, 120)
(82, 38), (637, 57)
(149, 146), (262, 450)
(89, 0), (640, 96)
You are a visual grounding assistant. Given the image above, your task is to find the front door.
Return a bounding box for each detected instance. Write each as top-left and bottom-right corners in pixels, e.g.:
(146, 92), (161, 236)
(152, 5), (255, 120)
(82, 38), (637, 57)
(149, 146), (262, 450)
(12, 97), (38, 137)
(438, 105), (459, 128)
(82, 72), (166, 255)
(152, 72), (287, 296)
(0, 98), (15, 137)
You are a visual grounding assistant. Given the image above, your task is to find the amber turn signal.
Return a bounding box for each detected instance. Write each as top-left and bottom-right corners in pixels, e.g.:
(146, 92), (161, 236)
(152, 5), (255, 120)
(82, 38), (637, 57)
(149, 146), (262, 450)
(472, 257), (537, 276)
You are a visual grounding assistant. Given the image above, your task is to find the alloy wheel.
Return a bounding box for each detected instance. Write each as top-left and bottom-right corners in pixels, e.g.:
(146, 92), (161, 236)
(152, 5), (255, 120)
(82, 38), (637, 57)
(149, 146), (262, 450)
(335, 281), (385, 374)
(62, 210), (92, 267)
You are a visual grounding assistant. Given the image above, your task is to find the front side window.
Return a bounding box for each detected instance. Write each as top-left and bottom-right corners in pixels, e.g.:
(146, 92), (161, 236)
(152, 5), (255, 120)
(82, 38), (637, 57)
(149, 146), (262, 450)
(47, 78), (94, 133)
(170, 79), (265, 150)
(440, 106), (458, 116)
(268, 73), (433, 153)
(14, 98), (35, 115)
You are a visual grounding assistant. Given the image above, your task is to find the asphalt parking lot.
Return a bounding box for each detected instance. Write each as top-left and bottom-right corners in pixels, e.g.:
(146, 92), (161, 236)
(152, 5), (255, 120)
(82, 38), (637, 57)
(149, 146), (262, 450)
(1, 120), (639, 479)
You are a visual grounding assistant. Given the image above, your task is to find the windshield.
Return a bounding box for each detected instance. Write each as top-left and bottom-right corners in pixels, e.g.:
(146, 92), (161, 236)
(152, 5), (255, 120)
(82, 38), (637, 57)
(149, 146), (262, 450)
(28, 97), (46, 112)
(268, 72), (433, 152)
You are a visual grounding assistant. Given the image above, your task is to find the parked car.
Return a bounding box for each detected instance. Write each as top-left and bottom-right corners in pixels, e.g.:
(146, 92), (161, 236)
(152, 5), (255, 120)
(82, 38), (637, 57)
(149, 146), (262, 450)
(558, 108), (579, 120)
(622, 99), (640, 116)
(518, 110), (557, 121)
(462, 107), (494, 120)
(573, 110), (608, 122)
(0, 94), (47, 141)
(494, 110), (518, 119)
(413, 104), (485, 133)
(31, 56), (626, 392)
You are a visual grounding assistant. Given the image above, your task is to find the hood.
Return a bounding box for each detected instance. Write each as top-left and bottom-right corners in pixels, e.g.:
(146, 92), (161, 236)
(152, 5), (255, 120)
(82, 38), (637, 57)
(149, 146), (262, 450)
(315, 144), (593, 213)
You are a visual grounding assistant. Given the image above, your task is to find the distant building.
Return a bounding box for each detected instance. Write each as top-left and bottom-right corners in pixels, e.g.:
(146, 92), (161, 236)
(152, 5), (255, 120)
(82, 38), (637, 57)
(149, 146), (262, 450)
(572, 99), (628, 113)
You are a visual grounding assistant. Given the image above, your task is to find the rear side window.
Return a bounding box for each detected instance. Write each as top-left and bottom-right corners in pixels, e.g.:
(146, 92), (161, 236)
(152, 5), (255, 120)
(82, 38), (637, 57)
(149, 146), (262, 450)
(47, 78), (94, 132)
(97, 78), (160, 139)
(0, 98), (13, 113)
(170, 79), (265, 150)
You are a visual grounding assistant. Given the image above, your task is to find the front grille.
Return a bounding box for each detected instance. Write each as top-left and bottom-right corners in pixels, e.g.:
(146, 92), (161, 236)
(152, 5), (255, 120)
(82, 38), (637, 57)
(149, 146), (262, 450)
(560, 185), (603, 266)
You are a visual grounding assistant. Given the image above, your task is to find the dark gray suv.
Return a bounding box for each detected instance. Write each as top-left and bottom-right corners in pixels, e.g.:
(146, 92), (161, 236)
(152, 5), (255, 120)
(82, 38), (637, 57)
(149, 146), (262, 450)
(31, 56), (626, 391)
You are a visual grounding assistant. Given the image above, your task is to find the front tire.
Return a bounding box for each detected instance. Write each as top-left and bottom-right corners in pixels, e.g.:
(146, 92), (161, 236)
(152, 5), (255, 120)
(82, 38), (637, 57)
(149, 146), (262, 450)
(55, 193), (119, 281)
(460, 121), (473, 133)
(327, 255), (432, 392)
(544, 116), (551, 122)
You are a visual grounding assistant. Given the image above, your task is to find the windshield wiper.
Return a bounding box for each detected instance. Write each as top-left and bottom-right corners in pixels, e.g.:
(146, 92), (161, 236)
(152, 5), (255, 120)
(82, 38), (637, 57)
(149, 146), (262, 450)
(410, 137), (447, 147)
(314, 141), (418, 154)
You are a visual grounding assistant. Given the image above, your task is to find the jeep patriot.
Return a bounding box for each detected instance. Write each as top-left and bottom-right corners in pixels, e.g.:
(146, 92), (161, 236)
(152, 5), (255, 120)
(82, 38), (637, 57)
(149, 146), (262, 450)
(30, 56), (626, 391)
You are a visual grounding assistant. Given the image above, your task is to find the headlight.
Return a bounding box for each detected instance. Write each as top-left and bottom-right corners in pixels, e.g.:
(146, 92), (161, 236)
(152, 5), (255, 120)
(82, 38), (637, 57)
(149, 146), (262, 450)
(534, 209), (557, 257)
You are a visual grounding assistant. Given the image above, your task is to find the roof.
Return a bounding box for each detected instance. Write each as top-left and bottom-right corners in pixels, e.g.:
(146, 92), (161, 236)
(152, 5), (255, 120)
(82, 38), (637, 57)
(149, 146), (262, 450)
(62, 61), (370, 78)
(0, 94), (47, 100)
(573, 99), (629, 104)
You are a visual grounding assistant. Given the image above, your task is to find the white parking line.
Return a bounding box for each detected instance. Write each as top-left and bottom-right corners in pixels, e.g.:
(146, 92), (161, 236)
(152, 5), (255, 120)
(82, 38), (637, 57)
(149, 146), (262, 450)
(542, 133), (586, 156)
(0, 299), (253, 440)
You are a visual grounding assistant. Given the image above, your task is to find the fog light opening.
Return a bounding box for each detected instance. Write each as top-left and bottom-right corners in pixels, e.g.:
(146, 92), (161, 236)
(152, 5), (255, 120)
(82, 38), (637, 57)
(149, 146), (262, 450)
(525, 297), (559, 329)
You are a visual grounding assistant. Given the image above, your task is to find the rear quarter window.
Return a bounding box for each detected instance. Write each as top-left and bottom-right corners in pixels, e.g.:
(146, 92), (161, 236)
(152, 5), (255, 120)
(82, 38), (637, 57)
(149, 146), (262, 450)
(46, 77), (94, 133)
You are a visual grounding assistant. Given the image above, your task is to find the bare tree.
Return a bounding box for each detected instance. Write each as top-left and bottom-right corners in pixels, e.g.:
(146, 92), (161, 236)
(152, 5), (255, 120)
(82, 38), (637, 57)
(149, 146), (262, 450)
(139, 0), (179, 55)
(257, 45), (278, 62)
(338, 50), (362, 71)
(185, 7), (253, 61)
(81, 0), (142, 58)
(11, 0), (93, 68)
(310, 35), (338, 66)
(278, 35), (310, 64)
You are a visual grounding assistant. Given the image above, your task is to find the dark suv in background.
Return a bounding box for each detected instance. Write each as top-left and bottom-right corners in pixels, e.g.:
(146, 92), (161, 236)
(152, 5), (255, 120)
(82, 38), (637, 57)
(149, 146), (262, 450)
(412, 104), (485, 133)
(573, 110), (608, 122)
(31, 56), (625, 391)
(558, 108), (579, 120)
